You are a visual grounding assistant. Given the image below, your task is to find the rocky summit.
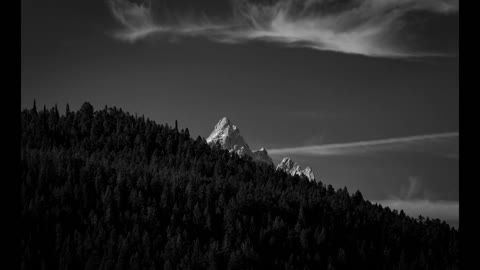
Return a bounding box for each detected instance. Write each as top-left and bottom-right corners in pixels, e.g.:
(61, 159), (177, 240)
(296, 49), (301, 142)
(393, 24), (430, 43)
(206, 117), (315, 181)
(206, 117), (273, 166)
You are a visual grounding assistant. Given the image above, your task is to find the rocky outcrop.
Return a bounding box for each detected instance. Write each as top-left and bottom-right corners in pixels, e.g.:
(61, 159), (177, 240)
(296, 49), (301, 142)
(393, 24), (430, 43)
(276, 157), (315, 181)
(206, 117), (273, 166)
(206, 117), (315, 181)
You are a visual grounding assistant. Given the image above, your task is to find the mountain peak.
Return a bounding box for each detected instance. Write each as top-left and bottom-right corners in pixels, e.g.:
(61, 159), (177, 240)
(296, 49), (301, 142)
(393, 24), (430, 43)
(207, 117), (248, 151)
(207, 116), (315, 177)
(206, 118), (314, 176)
(280, 157), (294, 165)
(277, 157), (315, 181)
(216, 116), (232, 128)
(206, 117), (273, 166)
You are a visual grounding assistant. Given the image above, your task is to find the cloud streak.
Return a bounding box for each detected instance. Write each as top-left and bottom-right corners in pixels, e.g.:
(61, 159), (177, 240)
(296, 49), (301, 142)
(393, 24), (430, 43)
(268, 132), (458, 158)
(107, 0), (458, 57)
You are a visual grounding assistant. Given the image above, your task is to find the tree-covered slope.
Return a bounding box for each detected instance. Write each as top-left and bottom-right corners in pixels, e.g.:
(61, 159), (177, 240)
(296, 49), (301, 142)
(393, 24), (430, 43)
(20, 102), (459, 270)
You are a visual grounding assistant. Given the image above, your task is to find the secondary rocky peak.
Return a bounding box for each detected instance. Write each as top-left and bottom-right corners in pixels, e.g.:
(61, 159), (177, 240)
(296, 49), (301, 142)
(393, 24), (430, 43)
(252, 148), (274, 165)
(278, 157), (296, 169)
(301, 166), (315, 182)
(277, 157), (315, 181)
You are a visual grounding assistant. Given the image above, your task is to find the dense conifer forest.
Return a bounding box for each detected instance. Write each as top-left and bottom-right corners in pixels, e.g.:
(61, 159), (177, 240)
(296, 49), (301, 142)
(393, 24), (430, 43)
(20, 102), (459, 269)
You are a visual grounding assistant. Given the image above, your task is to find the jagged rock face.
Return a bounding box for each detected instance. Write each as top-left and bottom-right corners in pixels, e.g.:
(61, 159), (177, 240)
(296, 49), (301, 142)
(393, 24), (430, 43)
(206, 117), (252, 154)
(206, 118), (316, 179)
(301, 166), (315, 182)
(277, 157), (315, 181)
(206, 117), (273, 166)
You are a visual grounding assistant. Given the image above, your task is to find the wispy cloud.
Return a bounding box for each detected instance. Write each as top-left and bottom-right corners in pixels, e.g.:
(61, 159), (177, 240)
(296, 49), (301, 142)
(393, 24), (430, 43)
(107, 0), (458, 57)
(376, 176), (459, 228)
(404, 176), (423, 199)
(109, 0), (158, 41)
(268, 132), (458, 159)
(395, 175), (440, 201)
(108, 0), (236, 41)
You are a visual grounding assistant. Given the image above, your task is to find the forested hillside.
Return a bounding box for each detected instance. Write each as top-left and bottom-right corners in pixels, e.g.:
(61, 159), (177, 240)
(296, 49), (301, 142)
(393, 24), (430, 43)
(20, 102), (459, 270)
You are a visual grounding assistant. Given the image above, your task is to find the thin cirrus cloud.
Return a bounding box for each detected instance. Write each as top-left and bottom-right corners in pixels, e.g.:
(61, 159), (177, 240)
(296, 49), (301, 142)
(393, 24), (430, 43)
(268, 132), (459, 159)
(107, 0), (459, 58)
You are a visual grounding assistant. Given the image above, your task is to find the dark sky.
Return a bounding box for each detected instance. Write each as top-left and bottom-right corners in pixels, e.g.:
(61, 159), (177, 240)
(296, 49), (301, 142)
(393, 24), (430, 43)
(21, 0), (459, 226)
